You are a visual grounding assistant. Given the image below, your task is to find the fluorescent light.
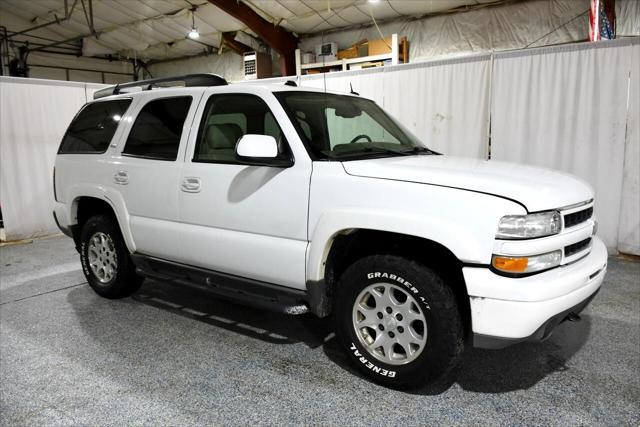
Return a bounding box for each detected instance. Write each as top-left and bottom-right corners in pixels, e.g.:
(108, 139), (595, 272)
(188, 8), (199, 39)
(368, 0), (380, 3)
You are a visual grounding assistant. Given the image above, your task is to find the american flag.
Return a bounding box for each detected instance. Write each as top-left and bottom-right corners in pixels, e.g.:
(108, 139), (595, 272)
(590, 0), (616, 41)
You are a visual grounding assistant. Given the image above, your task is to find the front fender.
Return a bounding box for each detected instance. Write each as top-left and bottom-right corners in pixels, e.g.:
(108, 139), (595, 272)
(306, 193), (525, 284)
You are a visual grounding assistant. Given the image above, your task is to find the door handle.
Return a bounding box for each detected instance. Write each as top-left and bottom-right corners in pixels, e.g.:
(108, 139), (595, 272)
(181, 177), (202, 193)
(114, 170), (129, 185)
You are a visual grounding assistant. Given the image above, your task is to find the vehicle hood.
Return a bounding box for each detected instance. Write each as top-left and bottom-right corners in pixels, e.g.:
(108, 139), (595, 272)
(342, 155), (593, 212)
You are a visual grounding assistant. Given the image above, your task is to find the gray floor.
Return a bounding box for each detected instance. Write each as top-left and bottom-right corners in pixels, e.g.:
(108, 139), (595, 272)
(1, 236), (638, 426)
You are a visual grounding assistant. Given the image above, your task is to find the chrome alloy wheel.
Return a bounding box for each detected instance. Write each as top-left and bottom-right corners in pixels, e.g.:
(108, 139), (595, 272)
(352, 283), (428, 365)
(87, 232), (117, 283)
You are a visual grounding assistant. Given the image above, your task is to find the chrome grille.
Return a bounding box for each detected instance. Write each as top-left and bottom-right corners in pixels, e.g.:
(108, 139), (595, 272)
(564, 207), (593, 229)
(565, 238), (591, 258)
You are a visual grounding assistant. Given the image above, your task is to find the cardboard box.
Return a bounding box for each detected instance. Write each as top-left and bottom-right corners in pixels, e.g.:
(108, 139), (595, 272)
(338, 47), (358, 59)
(368, 36), (392, 56)
(337, 41), (368, 59)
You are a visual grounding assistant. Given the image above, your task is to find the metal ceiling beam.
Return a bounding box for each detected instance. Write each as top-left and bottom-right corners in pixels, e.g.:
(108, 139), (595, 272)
(207, 0), (298, 75)
(221, 32), (252, 55)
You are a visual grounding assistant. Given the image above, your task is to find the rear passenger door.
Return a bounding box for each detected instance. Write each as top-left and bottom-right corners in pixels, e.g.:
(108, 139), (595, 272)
(176, 90), (311, 289)
(114, 93), (200, 259)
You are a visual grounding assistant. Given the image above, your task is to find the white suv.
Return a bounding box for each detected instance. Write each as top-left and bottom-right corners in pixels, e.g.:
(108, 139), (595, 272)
(53, 74), (607, 388)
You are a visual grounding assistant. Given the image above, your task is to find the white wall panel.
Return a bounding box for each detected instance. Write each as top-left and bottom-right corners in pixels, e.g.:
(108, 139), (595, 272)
(68, 70), (103, 84)
(28, 67), (67, 81)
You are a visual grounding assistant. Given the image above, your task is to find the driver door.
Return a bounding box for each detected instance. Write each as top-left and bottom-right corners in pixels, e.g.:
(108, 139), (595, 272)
(175, 90), (311, 289)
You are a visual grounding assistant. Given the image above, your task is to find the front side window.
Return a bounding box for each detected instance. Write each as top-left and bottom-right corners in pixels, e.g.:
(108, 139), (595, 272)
(58, 99), (131, 154)
(194, 94), (290, 163)
(123, 96), (192, 161)
(275, 91), (434, 160)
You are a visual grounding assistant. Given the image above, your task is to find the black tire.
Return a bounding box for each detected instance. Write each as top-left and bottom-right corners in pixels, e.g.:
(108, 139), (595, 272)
(79, 214), (143, 299)
(334, 255), (464, 388)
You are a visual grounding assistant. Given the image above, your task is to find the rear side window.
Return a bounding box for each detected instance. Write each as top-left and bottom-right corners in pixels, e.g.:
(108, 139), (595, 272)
(58, 99), (131, 154)
(123, 96), (192, 161)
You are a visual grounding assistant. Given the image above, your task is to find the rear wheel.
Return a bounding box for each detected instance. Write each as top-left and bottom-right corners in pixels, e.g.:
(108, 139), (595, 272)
(80, 214), (143, 298)
(334, 255), (464, 388)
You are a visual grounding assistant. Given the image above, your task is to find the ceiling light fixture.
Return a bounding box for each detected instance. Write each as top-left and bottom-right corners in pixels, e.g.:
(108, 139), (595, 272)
(188, 8), (199, 39)
(368, 0), (380, 3)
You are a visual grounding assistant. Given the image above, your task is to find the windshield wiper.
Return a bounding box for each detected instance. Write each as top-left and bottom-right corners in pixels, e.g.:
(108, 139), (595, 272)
(367, 144), (439, 156)
(323, 146), (403, 159)
(409, 146), (440, 155)
(324, 144), (439, 160)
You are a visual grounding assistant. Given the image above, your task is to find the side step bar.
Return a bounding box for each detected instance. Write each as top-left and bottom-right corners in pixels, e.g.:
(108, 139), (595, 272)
(131, 254), (309, 315)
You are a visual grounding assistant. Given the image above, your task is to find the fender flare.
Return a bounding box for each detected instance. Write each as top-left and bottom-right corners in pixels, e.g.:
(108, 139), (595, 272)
(306, 209), (492, 284)
(66, 184), (136, 253)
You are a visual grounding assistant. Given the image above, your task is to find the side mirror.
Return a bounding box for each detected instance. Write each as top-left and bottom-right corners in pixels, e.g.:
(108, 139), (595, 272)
(235, 134), (293, 167)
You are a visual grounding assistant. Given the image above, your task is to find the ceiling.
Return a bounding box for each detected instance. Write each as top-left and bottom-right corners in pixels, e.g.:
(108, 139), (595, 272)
(0, 0), (501, 62)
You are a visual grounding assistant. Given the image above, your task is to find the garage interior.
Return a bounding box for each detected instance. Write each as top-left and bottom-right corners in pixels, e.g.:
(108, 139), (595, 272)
(1, 0), (639, 425)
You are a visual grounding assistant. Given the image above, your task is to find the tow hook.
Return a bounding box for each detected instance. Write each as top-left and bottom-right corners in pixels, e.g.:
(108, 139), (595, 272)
(566, 312), (581, 322)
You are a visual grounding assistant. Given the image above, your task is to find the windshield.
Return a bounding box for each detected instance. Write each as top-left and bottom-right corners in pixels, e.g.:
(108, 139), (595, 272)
(274, 91), (434, 160)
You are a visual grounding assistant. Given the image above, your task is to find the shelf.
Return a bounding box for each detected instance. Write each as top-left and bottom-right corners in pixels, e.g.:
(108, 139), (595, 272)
(295, 34), (399, 76)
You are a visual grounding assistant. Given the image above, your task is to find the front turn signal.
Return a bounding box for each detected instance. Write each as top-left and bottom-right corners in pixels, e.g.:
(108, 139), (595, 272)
(492, 250), (562, 275)
(492, 256), (529, 273)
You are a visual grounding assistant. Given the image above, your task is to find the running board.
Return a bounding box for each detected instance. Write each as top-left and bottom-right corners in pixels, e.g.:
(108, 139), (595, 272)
(131, 254), (309, 315)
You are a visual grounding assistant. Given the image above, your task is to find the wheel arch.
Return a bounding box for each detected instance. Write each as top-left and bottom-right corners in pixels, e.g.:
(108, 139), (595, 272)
(307, 228), (472, 340)
(70, 195), (135, 253)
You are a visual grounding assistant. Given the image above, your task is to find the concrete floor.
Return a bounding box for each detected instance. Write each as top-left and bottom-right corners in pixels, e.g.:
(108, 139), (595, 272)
(1, 236), (638, 426)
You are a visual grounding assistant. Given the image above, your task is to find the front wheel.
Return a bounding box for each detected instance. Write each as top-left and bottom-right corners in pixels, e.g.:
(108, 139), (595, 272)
(80, 214), (143, 299)
(334, 255), (464, 388)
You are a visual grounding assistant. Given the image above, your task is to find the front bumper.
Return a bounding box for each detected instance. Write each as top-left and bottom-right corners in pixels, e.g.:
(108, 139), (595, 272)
(465, 236), (608, 348)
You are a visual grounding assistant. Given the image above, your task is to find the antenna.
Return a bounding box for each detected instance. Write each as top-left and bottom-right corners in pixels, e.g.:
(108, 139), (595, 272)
(350, 83), (359, 96)
(322, 31), (327, 94)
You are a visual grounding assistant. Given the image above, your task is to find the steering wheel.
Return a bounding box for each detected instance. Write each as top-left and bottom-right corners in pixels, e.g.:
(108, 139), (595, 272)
(348, 134), (372, 144)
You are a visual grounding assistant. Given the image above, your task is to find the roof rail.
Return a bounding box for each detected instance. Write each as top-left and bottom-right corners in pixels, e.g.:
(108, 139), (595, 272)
(93, 73), (228, 100)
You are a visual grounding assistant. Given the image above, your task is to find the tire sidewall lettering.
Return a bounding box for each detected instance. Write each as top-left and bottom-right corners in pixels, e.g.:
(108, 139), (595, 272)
(350, 343), (396, 378)
(80, 240), (91, 277)
(366, 271), (431, 310)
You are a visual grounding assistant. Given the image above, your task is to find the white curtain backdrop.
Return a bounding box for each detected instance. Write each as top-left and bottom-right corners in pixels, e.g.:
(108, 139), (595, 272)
(380, 57), (490, 158)
(294, 55), (491, 158)
(617, 43), (640, 255)
(0, 77), (105, 241)
(490, 40), (639, 251)
(2, 39), (639, 255)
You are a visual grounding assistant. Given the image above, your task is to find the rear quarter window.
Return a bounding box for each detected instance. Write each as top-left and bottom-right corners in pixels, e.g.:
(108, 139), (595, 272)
(58, 99), (132, 154)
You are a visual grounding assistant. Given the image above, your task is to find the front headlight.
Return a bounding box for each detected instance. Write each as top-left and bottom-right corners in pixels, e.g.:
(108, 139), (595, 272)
(492, 250), (562, 275)
(496, 210), (561, 239)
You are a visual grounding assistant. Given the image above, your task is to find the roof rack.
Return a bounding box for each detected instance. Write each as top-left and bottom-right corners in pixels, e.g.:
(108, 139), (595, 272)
(93, 73), (228, 100)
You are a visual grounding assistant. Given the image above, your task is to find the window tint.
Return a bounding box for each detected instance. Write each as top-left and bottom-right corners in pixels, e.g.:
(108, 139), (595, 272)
(194, 94), (289, 163)
(58, 99), (131, 154)
(123, 96), (192, 161)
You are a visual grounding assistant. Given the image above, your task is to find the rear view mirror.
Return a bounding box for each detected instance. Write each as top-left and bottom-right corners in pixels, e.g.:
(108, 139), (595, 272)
(235, 134), (293, 167)
(334, 103), (362, 119)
